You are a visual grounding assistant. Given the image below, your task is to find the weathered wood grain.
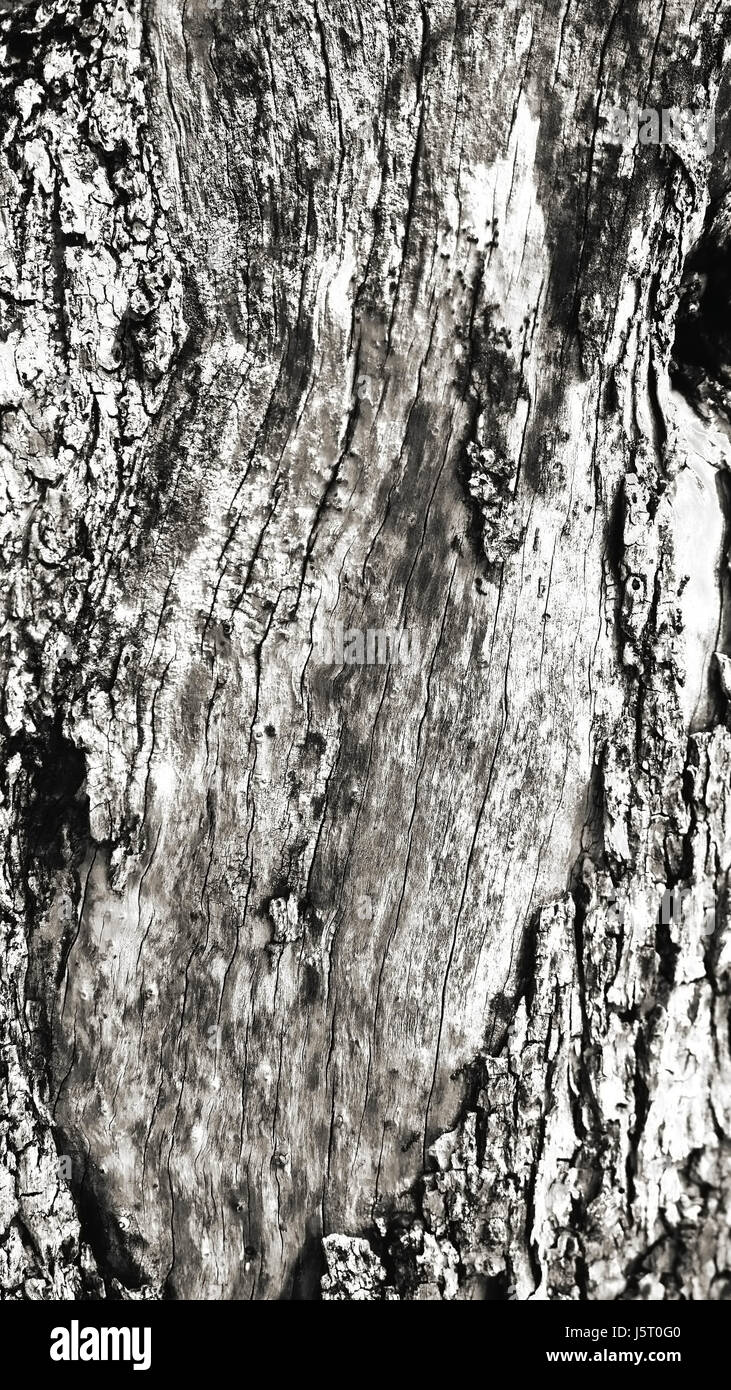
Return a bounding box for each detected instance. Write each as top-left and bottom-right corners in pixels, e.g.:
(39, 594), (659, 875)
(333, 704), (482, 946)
(0, 0), (729, 1300)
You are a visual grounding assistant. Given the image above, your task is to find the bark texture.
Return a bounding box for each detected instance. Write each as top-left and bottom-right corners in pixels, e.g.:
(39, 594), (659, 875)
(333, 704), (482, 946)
(0, 0), (729, 1300)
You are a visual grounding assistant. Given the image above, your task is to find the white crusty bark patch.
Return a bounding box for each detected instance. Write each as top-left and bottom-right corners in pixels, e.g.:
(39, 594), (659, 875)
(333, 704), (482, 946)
(0, 0), (184, 1297)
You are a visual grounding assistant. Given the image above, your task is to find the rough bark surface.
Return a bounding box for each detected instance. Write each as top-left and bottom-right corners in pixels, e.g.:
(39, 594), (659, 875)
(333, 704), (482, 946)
(0, 0), (729, 1301)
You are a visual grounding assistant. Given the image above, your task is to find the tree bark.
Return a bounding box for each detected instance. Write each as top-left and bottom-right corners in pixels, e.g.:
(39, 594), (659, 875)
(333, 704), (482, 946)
(0, 0), (729, 1301)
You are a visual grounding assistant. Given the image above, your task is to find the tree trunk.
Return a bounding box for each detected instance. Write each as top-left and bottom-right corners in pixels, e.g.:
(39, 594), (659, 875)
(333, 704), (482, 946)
(0, 0), (729, 1302)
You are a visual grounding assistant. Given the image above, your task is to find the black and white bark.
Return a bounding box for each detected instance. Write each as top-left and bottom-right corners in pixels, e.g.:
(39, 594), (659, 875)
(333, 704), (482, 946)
(0, 0), (729, 1301)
